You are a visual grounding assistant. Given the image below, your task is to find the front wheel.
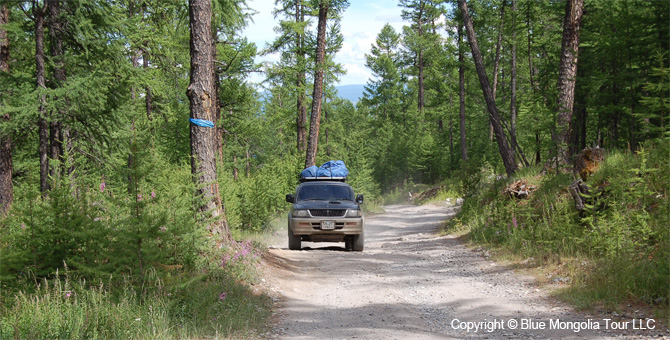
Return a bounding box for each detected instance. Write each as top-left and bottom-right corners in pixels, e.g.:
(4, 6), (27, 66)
(352, 233), (364, 252)
(288, 226), (301, 250)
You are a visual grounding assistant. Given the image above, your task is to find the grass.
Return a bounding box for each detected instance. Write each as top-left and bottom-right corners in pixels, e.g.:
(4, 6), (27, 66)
(442, 142), (670, 323)
(0, 243), (273, 340)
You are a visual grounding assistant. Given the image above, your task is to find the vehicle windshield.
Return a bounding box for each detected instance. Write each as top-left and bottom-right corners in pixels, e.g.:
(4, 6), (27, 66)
(298, 185), (354, 201)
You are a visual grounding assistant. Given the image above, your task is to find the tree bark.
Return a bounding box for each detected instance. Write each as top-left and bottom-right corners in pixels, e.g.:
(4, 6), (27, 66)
(47, 0), (68, 180)
(449, 93), (454, 169)
(554, 0), (584, 164)
(489, 0), (506, 141)
(296, 0), (307, 152)
(0, 2), (12, 213)
(305, 1), (329, 168)
(144, 51), (153, 121)
(509, 0), (528, 167)
(35, 3), (50, 194)
(417, 1), (425, 114)
(492, 0), (506, 101)
(527, 1), (541, 165)
(457, 20), (467, 162)
(213, 35), (223, 163)
(188, 0), (231, 242)
(458, 0), (517, 176)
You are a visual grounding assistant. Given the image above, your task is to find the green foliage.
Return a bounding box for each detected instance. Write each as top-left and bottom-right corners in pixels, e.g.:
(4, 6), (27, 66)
(0, 266), (271, 339)
(451, 143), (669, 308)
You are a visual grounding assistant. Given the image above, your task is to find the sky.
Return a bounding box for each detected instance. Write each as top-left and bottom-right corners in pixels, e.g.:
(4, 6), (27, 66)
(243, 0), (405, 86)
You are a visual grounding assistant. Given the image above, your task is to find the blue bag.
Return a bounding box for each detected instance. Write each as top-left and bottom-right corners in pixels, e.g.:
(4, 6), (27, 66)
(317, 160), (349, 178)
(300, 166), (318, 178)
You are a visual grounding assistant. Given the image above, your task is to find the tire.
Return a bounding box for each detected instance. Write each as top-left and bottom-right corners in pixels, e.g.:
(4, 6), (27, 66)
(345, 237), (353, 251)
(288, 226), (301, 250)
(352, 233), (364, 252)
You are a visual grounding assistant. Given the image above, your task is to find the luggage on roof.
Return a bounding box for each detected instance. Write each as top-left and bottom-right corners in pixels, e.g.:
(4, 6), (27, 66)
(300, 160), (348, 181)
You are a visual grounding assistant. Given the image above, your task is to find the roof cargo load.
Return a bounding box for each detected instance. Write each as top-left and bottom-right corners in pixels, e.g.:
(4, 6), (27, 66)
(300, 160), (348, 181)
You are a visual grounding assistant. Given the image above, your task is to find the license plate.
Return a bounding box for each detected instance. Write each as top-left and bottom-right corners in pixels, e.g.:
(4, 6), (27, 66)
(321, 221), (335, 230)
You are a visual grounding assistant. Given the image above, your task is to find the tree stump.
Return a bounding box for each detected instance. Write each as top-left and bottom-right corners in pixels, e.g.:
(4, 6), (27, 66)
(568, 179), (590, 211)
(574, 147), (605, 181)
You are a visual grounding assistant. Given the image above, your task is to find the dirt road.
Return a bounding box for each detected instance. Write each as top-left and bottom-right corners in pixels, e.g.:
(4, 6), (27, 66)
(263, 204), (668, 339)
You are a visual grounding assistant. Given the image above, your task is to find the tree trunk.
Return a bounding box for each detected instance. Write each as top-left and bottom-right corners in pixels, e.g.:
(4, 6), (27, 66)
(554, 0), (584, 164)
(187, 0), (231, 242)
(457, 20), (467, 162)
(233, 154), (238, 180)
(144, 51), (153, 121)
(246, 146), (250, 177)
(305, 1), (328, 168)
(527, 2), (541, 165)
(296, 0), (307, 152)
(35, 4), (50, 194)
(489, 0), (506, 141)
(491, 0), (506, 101)
(47, 0), (67, 180)
(458, 0), (517, 176)
(0, 2), (12, 213)
(449, 93), (454, 169)
(417, 2), (425, 113)
(526, 1), (536, 91)
(509, 0), (528, 167)
(213, 36), (223, 163)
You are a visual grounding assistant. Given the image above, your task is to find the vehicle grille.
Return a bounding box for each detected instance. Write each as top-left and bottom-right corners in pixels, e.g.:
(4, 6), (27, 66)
(309, 209), (346, 217)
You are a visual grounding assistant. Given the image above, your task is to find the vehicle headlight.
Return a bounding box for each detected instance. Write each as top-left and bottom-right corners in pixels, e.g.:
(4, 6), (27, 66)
(292, 209), (309, 217)
(346, 209), (362, 217)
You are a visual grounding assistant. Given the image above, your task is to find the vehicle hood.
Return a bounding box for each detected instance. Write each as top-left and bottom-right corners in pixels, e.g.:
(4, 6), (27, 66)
(293, 200), (360, 210)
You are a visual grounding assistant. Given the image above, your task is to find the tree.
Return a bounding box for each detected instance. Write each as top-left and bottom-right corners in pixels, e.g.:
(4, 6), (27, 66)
(553, 0), (583, 164)
(457, 0), (516, 176)
(400, 0), (442, 114)
(268, 0), (309, 152)
(509, 0), (529, 167)
(46, 0), (69, 181)
(457, 18), (467, 162)
(33, 1), (49, 194)
(304, 0), (328, 168)
(187, 0), (231, 241)
(0, 2), (11, 213)
(362, 24), (402, 120)
(304, 0), (348, 168)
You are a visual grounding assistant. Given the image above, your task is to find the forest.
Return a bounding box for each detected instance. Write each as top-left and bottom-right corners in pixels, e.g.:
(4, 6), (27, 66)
(0, 0), (668, 338)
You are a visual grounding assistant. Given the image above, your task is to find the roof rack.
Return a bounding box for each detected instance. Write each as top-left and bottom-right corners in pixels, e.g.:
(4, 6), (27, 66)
(299, 176), (347, 183)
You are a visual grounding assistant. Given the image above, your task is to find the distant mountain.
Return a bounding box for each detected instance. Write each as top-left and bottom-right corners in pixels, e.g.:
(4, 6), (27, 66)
(335, 84), (365, 104)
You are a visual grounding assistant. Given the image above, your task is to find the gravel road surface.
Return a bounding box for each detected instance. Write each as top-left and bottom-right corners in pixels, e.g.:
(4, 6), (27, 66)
(263, 203), (668, 339)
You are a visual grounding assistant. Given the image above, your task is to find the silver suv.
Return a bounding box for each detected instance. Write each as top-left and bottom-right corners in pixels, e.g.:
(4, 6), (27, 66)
(285, 181), (364, 251)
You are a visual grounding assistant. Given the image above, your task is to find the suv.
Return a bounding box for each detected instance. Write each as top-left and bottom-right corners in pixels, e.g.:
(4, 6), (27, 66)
(285, 180), (364, 251)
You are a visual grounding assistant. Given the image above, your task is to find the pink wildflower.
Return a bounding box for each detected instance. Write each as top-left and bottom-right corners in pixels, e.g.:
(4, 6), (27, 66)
(65, 291), (72, 298)
(219, 292), (226, 301)
(160, 226), (167, 232)
(512, 216), (518, 228)
(137, 194), (142, 201)
(100, 182), (106, 193)
(21, 223), (26, 229)
(151, 191), (156, 199)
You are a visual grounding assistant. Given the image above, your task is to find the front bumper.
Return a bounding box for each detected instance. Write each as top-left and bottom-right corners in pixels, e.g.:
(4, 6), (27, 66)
(289, 216), (364, 236)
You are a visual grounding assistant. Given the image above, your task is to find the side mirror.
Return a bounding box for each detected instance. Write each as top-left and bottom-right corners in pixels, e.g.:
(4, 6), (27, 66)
(356, 194), (364, 204)
(286, 194), (295, 203)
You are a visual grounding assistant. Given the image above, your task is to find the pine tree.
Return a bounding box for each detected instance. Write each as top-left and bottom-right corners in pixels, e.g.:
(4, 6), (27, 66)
(304, 0), (348, 168)
(554, 0), (583, 164)
(458, 0), (517, 176)
(0, 2), (11, 213)
(188, 0), (231, 241)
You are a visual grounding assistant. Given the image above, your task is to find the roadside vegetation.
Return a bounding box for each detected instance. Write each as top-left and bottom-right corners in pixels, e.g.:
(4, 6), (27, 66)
(442, 142), (669, 320)
(1, 0), (668, 337)
(0, 150), (275, 339)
